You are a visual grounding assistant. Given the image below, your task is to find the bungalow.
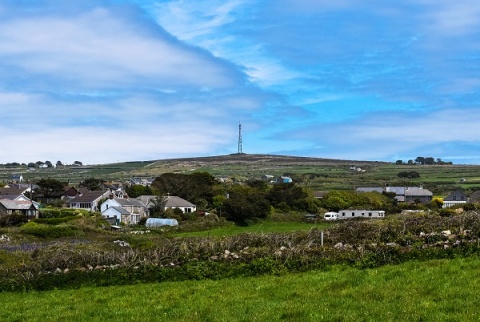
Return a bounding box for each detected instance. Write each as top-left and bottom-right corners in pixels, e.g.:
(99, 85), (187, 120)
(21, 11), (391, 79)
(0, 198), (39, 218)
(164, 195), (196, 213)
(68, 190), (109, 212)
(443, 191), (468, 208)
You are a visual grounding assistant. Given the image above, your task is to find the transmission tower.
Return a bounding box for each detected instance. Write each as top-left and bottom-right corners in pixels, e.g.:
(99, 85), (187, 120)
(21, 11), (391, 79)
(237, 122), (243, 154)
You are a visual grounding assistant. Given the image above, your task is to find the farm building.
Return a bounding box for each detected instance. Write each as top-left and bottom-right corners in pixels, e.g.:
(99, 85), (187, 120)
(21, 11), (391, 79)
(338, 210), (385, 219)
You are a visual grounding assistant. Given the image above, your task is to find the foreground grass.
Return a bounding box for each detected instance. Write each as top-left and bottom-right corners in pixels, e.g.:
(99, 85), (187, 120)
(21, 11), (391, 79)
(2, 257), (480, 321)
(174, 221), (332, 237)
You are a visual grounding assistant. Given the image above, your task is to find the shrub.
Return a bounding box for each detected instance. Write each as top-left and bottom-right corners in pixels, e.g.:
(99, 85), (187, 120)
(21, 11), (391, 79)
(0, 212), (28, 227)
(19, 222), (81, 238)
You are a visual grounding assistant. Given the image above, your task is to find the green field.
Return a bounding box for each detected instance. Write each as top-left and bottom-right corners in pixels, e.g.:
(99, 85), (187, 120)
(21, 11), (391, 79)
(1, 257), (479, 321)
(3, 154), (480, 194)
(174, 221), (333, 237)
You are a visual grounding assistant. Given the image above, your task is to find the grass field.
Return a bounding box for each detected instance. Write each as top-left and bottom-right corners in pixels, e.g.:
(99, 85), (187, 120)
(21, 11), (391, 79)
(173, 221), (333, 237)
(2, 257), (480, 321)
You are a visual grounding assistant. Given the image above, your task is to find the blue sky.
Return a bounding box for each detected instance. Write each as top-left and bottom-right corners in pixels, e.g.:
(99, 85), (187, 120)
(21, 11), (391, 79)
(1, 0), (480, 165)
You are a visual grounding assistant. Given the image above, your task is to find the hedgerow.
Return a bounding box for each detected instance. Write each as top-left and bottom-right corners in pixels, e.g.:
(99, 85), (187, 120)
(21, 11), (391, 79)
(2, 211), (480, 292)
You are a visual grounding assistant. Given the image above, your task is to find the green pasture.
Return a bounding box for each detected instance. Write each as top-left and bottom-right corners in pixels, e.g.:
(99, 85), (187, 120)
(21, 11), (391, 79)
(2, 257), (480, 321)
(173, 221), (333, 237)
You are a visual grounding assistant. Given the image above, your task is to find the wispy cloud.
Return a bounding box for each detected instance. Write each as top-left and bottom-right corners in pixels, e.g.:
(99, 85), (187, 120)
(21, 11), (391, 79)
(1, 1), (480, 164)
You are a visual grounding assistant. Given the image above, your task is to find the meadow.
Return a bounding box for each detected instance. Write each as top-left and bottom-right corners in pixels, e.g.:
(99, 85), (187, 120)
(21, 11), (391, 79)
(1, 257), (479, 321)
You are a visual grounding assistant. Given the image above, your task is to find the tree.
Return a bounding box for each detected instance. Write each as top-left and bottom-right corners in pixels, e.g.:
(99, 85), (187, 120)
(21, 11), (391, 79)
(266, 183), (310, 212)
(398, 171), (420, 179)
(415, 157), (425, 165)
(425, 157), (435, 165)
(34, 178), (66, 198)
(395, 160), (403, 165)
(80, 178), (103, 191)
(223, 186), (270, 223)
(125, 185), (152, 198)
(56, 161), (63, 167)
(148, 196), (167, 218)
(74, 161), (83, 166)
(151, 172), (217, 205)
(45, 161), (53, 168)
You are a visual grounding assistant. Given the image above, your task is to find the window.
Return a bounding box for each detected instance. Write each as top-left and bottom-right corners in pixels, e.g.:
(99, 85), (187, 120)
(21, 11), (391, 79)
(453, 196), (457, 201)
(369, 213), (372, 217)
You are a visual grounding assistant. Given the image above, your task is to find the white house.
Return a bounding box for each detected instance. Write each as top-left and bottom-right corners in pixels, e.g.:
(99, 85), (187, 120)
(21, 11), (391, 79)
(164, 196), (196, 213)
(102, 206), (141, 225)
(442, 191), (468, 208)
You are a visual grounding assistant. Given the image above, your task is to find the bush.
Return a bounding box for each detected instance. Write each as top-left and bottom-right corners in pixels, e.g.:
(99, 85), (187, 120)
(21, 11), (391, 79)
(19, 222), (81, 238)
(0, 212), (28, 227)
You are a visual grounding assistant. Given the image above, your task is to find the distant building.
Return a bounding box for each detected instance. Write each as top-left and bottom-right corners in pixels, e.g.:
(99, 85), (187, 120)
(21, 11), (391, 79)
(443, 191), (468, 208)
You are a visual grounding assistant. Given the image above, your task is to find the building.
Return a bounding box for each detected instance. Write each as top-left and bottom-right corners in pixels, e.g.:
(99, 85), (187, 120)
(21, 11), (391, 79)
(442, 191), (468, 208)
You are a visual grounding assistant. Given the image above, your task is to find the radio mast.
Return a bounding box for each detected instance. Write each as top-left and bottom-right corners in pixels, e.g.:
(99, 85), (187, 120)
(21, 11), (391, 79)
(237, 122), (243, 154)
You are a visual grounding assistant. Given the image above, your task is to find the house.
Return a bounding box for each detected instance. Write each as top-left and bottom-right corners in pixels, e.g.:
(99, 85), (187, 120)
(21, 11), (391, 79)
(102, 206), (140, 225)
(100, 196), (148, 217)
(443, 191), (468, 208)
(164, 195), (196, 213)
(276, 176), (292, 184)
(404, 186), (433, 203)
(67, 190), (109, 212)
(313, 191), (327, 199)
(10, 174), (24, 183)
(0, 198), (39, 218)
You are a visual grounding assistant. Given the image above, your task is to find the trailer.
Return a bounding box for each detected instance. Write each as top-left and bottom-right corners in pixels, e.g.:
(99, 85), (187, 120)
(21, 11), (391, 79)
(338, 210), (385, 219)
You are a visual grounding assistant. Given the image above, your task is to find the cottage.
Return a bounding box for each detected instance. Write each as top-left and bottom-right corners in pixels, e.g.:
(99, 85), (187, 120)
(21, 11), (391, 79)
(443, 191), (468, 208)
(0, 198), (39, 218)
(68, 191), (109, 212)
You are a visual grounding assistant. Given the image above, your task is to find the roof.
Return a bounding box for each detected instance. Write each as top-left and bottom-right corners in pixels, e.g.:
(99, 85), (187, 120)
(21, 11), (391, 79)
(108, 206), (131, 215)
(68, 191), (105, 203)
(356, 187), (383, 193)
(114, 198), (146, 207)
(385, 187), (406, 195)
(470, 190), (480, 202)
(405, 187), (433, 196)
(0, 199), (35, 210)
(444, 191), (467, 201)
(165, 196), (195, 208)
(0, 188), (27, 196)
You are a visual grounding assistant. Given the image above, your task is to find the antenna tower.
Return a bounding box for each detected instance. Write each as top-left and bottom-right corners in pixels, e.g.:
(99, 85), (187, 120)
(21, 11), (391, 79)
(237, 122), (243, 154)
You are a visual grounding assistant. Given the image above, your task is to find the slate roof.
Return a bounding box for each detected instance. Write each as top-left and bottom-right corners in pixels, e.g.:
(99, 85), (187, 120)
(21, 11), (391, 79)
(444, 191), (467, 201)
(405, 187), (433, 196)
(68, 191), (105, 203)
(165, 196), (195, 208)
(356, 187), (384, 193)
(0, 199), (35, 210)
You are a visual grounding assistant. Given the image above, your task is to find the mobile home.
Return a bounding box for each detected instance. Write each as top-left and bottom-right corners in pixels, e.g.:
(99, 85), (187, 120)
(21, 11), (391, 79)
(338, 210), (385, 219)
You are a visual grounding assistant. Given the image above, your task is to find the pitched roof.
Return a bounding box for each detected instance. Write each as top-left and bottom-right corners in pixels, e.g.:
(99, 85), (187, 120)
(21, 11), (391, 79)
(68, 191), (105, 203)
(405, 187), (433, 196)
(165, 196), (195, 208)
(356, 187), (383, 193)
(0, 199), (35, 210)
(444, 191), (467, 201)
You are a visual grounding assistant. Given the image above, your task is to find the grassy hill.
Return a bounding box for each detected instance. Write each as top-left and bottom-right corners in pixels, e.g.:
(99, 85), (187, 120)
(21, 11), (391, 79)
(2, 153), (480, 194)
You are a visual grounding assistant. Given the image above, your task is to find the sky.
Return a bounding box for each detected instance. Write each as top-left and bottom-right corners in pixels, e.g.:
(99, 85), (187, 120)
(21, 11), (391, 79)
(1, 0), (480, 165)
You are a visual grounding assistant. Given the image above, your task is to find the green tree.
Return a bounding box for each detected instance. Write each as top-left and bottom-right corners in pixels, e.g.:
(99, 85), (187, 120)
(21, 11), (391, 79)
(223, 186), (270, 223)
(35, 178), (66, 198)
(80, 178), (104, 191)
(148, 196), (167, 218)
